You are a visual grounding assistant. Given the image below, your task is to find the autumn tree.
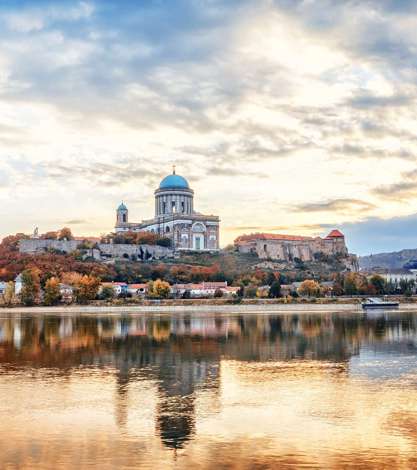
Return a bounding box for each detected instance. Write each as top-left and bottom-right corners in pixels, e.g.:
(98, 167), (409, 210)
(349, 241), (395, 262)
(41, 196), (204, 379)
(298, 279), (321, 297)
(73, 275), (100, 304)
(2, 281), (15, 306)
(41, 231), (58, 240)
(147, 279), (171, 298)
(343, 272), (358, 296)
(44, 277), (61, 306)
(20, 268), (41, 306)
(58, 227), (74, 241)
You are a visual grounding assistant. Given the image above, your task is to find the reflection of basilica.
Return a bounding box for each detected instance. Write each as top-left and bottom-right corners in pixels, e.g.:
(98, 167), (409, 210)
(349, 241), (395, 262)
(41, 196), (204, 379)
(0, 313), (416, 450)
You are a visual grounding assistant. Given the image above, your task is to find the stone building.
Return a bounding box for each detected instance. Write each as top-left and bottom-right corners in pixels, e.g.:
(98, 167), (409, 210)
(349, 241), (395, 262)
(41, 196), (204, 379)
(235, 229), (348, 262)
(115, 169), (220, 251)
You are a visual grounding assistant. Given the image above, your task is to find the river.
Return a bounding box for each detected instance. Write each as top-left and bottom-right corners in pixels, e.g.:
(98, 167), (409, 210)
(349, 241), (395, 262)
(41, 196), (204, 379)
(0, 310), (416, 468)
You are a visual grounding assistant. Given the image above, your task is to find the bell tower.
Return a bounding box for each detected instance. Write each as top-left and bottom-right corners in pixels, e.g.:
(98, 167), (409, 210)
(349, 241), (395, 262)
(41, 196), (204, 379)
(116, 202), (128, 225)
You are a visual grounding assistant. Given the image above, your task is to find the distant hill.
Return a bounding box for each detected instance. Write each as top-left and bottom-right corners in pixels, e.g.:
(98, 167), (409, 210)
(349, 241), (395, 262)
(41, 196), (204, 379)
(359, 249), (417, 270)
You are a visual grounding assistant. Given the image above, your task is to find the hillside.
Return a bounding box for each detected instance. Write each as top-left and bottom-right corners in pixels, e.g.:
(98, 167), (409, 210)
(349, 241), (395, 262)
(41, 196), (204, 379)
(359, 249), (417, 270)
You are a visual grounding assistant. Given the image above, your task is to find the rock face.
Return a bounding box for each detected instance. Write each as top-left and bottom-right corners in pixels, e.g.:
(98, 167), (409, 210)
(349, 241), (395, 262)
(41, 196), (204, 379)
(19, 239), (172, 261)
(359, 249), (417, 270)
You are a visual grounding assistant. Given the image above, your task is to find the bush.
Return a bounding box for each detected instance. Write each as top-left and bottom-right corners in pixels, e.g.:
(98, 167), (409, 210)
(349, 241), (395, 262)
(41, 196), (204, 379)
(214, 288), (224, 298)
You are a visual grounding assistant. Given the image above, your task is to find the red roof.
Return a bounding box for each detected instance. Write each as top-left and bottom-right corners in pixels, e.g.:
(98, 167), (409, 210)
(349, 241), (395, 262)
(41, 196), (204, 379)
(235, 233), (315, 243)
(325, 229), (344, 239)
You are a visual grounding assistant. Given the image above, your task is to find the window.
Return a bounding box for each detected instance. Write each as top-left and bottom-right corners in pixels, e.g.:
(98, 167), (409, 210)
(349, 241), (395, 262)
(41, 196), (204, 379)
(166, 226), (170, 233)
(181, 201), (185, 212)
(163, 202), (166, 214)
(122, 214), (126, 223)
(172, 201), (176, 212)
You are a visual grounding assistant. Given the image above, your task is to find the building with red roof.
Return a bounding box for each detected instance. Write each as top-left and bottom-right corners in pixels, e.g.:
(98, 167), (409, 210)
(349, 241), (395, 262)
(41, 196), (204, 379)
(235, 230), (348, 262)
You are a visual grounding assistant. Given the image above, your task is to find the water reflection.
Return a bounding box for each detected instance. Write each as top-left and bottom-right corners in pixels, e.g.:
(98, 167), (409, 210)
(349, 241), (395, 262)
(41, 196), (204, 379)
(0, 311), (416, 468)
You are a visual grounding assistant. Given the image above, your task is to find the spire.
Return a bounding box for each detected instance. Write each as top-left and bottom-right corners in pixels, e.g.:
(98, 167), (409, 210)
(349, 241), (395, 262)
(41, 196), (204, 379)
(172, 164), (176, 175)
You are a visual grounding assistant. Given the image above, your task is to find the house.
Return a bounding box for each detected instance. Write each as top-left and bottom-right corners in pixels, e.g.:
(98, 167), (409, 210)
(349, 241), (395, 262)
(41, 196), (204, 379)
(100, 282), (129, 296)
(171, 281), (238, 298)
(127, 283), (148, 297)
(59, 284), (74, 302)
(15, 274), (23, 295)
(381, 269), (417, 285)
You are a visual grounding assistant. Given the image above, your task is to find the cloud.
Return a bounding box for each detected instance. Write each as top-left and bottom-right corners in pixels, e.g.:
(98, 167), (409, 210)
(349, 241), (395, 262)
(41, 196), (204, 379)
(342, 212), (417, 255)
(64, 219), (87, 225)
(292, 198), (376, 214)
(1, 0), (417, 251)
(372, 169), (417, 201)
(224, 223), (327, 233)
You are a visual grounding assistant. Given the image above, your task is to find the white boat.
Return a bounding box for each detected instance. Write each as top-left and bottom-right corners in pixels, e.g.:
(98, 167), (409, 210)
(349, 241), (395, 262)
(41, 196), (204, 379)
(361, 297), (399, 309)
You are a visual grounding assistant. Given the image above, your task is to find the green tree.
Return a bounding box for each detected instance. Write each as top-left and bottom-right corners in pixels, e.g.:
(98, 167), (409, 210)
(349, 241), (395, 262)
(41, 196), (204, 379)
(269, 280), (281, 298)
(44, 277), (62, 306)
(369, 275), (386, 295)
(20, 268), (41, 306)
(100, 285), (115, 300)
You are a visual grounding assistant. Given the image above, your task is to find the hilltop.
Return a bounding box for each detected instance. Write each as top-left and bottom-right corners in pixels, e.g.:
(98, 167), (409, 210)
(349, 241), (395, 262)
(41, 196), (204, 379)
(359, 249), (417, 271)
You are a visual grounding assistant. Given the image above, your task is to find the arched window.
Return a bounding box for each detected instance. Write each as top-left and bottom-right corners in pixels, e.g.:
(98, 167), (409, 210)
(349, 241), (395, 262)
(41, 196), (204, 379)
(166, 226), (170, 233)
(122, 214), (127, 223)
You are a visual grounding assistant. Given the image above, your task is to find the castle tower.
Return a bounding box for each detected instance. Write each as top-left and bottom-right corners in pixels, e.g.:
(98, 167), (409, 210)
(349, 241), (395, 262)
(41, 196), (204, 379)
(116, 202), (128, 225)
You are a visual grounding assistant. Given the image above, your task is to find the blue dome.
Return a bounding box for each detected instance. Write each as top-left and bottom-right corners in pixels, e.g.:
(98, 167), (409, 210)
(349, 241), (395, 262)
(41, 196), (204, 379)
(117, 202), (127, 211)
(159, 174), (189, 189)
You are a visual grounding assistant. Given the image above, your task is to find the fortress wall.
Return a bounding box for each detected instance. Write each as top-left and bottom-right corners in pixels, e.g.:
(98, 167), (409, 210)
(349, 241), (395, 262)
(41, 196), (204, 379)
(251, 238), (348, 262)
(19, 239), (79, 253)
(20, 239), (172, 260)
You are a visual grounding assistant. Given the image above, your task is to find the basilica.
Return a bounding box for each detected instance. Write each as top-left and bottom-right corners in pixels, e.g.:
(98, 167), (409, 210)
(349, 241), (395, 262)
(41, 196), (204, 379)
(115, 169), (220, 251)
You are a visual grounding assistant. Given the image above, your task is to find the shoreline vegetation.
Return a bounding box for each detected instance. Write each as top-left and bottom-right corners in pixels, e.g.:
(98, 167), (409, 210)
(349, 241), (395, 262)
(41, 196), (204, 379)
(1, 297), (417, 315)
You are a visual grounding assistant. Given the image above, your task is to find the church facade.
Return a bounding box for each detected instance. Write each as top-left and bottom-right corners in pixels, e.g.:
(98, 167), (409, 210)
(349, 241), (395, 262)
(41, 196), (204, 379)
(115, 170), (220, 251)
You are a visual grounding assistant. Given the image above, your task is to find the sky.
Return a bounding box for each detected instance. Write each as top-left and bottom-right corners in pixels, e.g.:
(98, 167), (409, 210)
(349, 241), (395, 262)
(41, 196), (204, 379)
(1, 0), (417, 255)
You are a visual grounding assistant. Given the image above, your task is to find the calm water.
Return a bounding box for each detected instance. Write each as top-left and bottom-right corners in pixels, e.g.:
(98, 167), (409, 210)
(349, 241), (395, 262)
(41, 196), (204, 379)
(0, 311), (416, 469)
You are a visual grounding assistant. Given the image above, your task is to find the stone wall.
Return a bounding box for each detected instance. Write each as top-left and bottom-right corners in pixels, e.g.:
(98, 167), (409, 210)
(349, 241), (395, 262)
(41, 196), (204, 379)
(19, 239), (172, 260)
(237, 237), (348, 262)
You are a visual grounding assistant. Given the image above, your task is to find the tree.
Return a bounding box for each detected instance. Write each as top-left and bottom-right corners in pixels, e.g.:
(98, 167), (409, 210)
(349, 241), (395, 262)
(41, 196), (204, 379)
(2, 281), (15, 306)
(147, 279), (171, 298)
(63, 272), (100, 304)
(343, 272), (358, 295)
(100, 285), (115, 300)
(41, 231), (58, 240)
(74, 275), (100, 304)
(244, 286), (258, 298)
(44, 277), (61, 305)
(369, 275), (385, 295)
(58, 227), (73, 241)
(298, 279), (321, 297)
(20, 268), (41, 306)
(156, 237), (172, 248)
(214, 288), (224, 298)
(269, 280), (281, 298)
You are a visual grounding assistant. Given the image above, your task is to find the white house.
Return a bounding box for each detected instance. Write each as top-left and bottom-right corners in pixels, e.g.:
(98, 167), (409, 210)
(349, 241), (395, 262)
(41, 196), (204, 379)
(15, 274), (23, 295)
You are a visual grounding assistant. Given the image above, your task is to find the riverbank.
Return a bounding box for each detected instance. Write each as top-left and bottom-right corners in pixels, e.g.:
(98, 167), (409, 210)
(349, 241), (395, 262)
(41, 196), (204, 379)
(1, 302), (417, 315)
